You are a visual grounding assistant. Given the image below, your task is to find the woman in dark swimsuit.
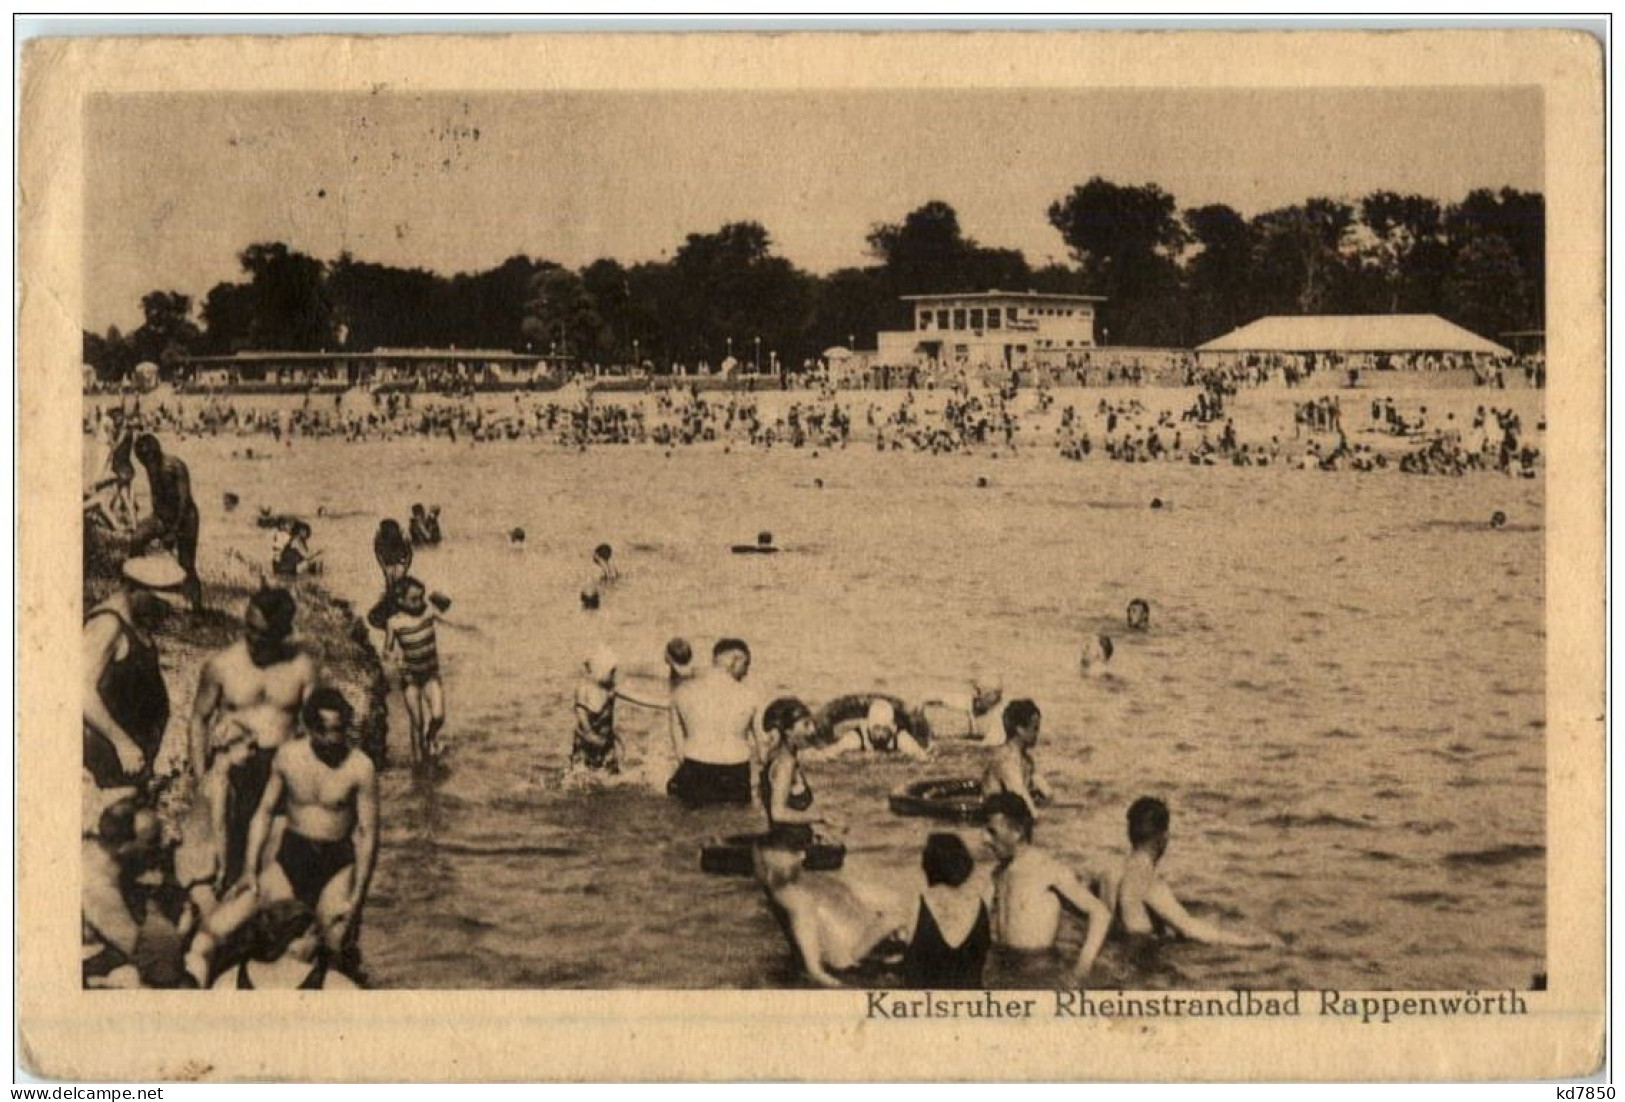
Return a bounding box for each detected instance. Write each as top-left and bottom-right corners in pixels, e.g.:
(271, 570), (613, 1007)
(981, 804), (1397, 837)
(83, 562), (176, 788)
(898, 833), (991, 989)
(760, 697), (833, 846)
(212, 900), (356, 990)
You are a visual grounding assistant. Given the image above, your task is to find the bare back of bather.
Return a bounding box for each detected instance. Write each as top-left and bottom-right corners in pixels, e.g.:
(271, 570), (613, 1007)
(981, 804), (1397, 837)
(673, 668), (759, 766)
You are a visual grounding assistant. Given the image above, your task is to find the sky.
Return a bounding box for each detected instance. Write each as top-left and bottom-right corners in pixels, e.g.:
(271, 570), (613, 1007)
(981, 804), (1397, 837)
(84, 87), (1542, 332)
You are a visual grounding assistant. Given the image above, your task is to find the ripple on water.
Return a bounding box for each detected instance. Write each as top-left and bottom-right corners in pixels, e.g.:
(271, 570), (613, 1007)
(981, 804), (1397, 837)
(1441, 843), (1544, 868)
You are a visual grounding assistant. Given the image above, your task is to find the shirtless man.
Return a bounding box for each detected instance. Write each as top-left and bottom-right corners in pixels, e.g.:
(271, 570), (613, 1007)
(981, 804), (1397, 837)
(240, 688), (379, 954)
(187, 587), (318, 886)
(668, 638), (762, 807)
(130, 434), (203, 611)
(981, 699), (1052, 819)
(1100, 797), (1279, 949)
(983, 792), (1110, 989)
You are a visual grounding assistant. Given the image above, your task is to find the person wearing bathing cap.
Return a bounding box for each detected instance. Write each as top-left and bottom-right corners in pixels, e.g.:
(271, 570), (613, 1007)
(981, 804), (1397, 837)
(83, 554), (187, 802)
(572, 646), (624, 773)
(804, 693), (931, 761)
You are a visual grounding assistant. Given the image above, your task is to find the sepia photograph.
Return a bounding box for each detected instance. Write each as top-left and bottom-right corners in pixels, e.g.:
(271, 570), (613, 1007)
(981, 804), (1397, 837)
(18, 26), (1605, 1082)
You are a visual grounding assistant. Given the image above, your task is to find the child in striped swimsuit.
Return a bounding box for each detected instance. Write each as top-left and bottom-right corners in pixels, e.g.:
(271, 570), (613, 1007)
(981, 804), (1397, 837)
(384, 576), (447, 767)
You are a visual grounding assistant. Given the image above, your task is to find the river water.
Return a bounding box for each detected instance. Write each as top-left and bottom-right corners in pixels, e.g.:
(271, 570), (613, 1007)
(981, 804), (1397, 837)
(112, 385), (1545, 990)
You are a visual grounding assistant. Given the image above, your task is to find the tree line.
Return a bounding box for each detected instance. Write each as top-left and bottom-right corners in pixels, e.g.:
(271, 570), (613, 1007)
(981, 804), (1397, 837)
(83, 179), (1544, 381)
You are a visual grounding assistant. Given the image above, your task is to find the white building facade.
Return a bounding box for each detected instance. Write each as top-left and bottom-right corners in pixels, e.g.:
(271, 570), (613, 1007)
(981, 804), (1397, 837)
(875, 290), (1105, 367)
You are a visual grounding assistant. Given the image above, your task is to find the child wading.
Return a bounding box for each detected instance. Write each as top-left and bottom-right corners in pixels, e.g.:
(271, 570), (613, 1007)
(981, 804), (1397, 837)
(383, 576), (452, 767)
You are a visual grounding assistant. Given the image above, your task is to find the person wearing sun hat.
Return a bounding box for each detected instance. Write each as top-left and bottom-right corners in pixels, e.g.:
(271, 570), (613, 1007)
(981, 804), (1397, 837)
(83, 553), (186, 796)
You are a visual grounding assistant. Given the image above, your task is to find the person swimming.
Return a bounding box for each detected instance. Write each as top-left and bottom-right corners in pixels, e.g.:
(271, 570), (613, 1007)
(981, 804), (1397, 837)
(592, 543), (620, 584)
(1126, 599), (1151, 631)
(1079, 634), (1115, 678)
(805, 694), (930, 760)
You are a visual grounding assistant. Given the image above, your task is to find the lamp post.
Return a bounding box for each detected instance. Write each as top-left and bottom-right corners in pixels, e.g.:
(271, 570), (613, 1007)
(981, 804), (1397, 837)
(632, 338), (640, 370)
(754, 336), (761, 373)
(726, 336), (733, 362)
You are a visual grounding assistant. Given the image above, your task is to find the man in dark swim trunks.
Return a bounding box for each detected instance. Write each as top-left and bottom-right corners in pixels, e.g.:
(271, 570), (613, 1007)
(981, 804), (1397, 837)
(241, 688), (379, 955)
(669, 638), (762, 807)
(187, 586), (317, 887)
(130, 434), (203, 612)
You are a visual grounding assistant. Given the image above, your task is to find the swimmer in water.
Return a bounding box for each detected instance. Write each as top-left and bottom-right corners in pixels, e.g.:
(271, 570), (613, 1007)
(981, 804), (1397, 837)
(981, 699), (1052, 819)
(916, 677), (1004, 742)
(804, 696), (930, 760)
(1126, 599), (1151, 631)
(592, 543), (620, 585)
(1079, 634), (1115, 678)
(1099, 797), (1280, 948)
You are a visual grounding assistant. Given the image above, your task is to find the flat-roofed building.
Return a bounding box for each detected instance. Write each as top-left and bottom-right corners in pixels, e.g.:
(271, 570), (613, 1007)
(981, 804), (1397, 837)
(874, 290), (1105, 368)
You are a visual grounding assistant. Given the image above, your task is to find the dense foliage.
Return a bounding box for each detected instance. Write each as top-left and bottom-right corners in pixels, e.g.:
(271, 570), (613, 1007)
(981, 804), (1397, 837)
(85, 182), (1544, 380)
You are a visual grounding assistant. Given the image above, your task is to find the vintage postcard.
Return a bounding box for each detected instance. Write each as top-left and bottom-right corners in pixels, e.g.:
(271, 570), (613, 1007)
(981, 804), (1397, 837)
(16, 28), (1605, 1081)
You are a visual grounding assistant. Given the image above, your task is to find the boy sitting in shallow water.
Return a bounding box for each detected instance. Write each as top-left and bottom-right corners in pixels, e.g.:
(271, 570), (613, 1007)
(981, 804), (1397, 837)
(1101, 797), (1280, 949)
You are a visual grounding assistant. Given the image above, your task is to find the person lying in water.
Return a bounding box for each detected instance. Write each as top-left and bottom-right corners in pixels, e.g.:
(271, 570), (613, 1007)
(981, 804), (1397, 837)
(754, 842), (900, 989)
(913, 677), (1004, 742)
(803, 695), (930, 760)
(1098, 797), (1281, 949)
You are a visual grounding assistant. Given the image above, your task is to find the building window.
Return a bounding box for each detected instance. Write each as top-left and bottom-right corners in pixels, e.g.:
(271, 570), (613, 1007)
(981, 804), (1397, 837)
(918, 312), (931, 330)
(988, 310), (1001, 329)
(953, 309), (967, 330)
(969, 308), (984, 330)
(937, 309), (950, 329)
(1007, 307), (1019, 324)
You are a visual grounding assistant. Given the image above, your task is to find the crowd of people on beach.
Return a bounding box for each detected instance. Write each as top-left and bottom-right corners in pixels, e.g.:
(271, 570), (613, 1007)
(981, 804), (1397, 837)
(83, 370), (1542, 481)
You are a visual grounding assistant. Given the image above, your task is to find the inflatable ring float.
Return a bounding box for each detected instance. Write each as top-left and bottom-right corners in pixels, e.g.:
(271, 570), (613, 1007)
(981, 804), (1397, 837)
(887, 777), (987, 823)
(699, 832), (846, 877)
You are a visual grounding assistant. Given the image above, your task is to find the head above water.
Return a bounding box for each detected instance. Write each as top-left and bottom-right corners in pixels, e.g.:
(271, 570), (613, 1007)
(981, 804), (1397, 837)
(983, 791), (1035, 856)
(864, 698), (898, 751)
(593, 543), (613, 563)
(922, 832), (975, 887)
(762, 696), (814, 744)
(1001, 698), (1041, 743)
(664, 637), (694, 677)
(712, 638), (751, 679)
(1127, 796), (1171, 855)
(1079, 634), (1114, 675)
(1126, 599), (1151, 631)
